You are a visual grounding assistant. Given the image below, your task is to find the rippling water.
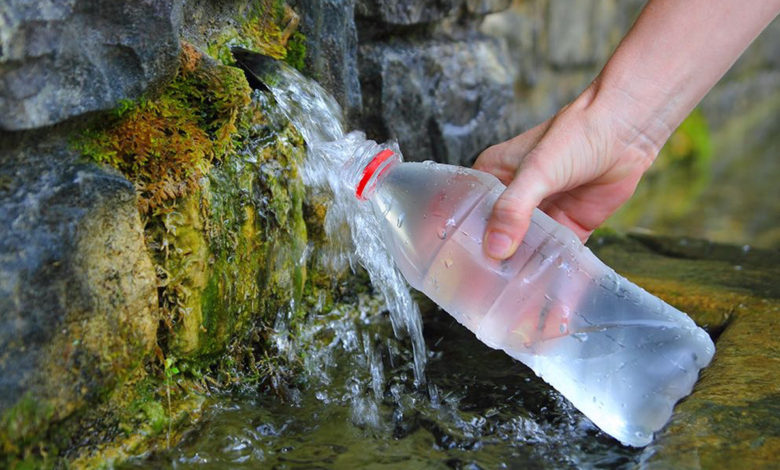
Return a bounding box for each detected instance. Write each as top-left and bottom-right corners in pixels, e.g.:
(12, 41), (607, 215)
(124, 300), (640, 468)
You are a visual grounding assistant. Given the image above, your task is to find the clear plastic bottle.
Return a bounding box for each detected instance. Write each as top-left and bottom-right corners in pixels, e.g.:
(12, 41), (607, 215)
(349, 143), (715, 447)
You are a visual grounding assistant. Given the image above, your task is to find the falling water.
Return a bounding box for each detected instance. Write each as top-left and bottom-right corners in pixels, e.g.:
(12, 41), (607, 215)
(259, 61), (428, 386)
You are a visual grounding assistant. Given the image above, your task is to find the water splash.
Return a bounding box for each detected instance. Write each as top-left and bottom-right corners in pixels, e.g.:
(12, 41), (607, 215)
(262, 61), (427, 386)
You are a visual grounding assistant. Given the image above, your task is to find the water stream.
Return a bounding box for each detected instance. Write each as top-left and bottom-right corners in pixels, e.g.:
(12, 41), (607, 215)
(123, 62), (643, 468)
(262, 63), (428, 387)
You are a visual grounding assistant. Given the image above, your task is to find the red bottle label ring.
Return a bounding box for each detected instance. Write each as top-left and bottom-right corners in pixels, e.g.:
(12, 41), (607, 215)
(356, 149), (395, 199)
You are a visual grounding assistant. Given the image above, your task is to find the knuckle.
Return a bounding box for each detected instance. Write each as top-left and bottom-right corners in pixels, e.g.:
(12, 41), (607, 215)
(491, 193), (528, 226)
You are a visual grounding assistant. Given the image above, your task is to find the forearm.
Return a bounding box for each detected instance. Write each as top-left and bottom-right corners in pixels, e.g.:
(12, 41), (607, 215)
(591, 0), (780, 158)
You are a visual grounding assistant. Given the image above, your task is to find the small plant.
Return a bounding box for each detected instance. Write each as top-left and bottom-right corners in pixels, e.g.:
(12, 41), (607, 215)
(163, 357), (180, 449)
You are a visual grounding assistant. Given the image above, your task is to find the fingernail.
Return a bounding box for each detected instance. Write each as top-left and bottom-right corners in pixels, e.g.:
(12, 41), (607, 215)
(485, 231), (512, 259)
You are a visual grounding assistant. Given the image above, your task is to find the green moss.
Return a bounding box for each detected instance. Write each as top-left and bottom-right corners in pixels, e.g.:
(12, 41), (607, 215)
(75, 43), (251, 214)
(284, 31), (307, 71)
(147, 192), (210, 355)
(0, 395), (55, 459)
(207, 1), (305, 70)
(52, 18), (318, 464)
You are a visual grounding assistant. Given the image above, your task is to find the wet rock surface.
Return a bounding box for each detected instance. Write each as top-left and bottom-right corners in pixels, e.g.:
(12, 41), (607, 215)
(0, 0), (180, 130)
(291, 0), (363, 124)
(590, 233), (780, 467)
(0, 132), (158, 449)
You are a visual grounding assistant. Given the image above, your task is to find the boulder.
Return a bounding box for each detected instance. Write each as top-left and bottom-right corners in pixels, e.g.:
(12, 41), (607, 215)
(0, 132), (158, 450)
(292, 0), (363, 125)
(359, 37), (516, 165)
(0, 0), (180, 130)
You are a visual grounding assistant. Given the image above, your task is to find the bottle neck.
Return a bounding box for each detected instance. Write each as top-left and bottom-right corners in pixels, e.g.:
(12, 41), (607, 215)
(354, 149), (401, 200)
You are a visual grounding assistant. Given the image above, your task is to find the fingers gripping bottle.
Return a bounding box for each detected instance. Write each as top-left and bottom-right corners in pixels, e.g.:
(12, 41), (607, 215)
(349, 142), (715, 447)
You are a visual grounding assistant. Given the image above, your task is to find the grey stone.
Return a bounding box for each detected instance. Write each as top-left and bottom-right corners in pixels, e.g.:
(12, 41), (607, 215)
(0, 133), (157, 431)
(465, 0), (512, 15)
(0, 0), (181, 131)
(546, 0), (615, 68)
(356, 0), (461, 25)
(481, 2), (541, 89)
(291, 0), (363, 125)
(359, 36), (516, 165)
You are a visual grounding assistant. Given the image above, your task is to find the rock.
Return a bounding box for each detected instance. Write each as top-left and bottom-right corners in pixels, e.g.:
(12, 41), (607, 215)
(291, 0), (363, 125)
(545, 0), (615, 68)
(0, 0), (180, 130)
(589, 232), (780, 466)
(359, 36), (516, 165)
(0, 132), (158, 450)
(356, 0), (461, 25)
(464, 0), (512, 15)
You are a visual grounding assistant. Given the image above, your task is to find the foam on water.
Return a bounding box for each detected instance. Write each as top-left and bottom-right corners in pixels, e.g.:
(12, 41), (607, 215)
(262, 62), (427, 386)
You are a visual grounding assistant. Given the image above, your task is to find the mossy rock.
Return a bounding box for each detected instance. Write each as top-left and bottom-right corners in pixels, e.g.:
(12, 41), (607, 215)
(4, 8), (316, 464)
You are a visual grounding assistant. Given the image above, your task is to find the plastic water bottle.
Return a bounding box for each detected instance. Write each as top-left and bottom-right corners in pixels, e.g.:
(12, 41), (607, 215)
(348, 141), (715, 447)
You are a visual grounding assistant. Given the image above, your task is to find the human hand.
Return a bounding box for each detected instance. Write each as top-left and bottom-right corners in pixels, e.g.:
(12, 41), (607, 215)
(473, 0), (780, 261)
(473, 85), (656, 260)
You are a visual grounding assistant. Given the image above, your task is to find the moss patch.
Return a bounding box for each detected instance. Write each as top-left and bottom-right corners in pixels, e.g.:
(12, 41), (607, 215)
(75, 42), (252, 214)
(60, 29), (320, 465)
(206, 0), (305, 70)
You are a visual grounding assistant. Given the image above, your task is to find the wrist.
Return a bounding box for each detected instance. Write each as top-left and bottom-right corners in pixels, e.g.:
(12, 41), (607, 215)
(585, 73), (671, 165)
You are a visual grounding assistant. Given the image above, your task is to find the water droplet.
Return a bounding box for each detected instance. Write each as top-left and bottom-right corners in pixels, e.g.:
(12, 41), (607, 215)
(445, 217), (456, 227)
(561, 305), (571, 319)
(437, 228), (447, 239)
(559, 323), (567, 334)
(397, 213), (405, 227)
(573, 332), (589, 342)
(444, 258), (453, 268)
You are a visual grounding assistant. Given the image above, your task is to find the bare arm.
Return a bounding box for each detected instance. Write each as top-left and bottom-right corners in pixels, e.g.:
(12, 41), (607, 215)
(475, 0), (780, 260)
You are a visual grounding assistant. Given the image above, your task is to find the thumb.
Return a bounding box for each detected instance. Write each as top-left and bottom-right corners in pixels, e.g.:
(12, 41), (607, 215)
(483, 164), (551, 260)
